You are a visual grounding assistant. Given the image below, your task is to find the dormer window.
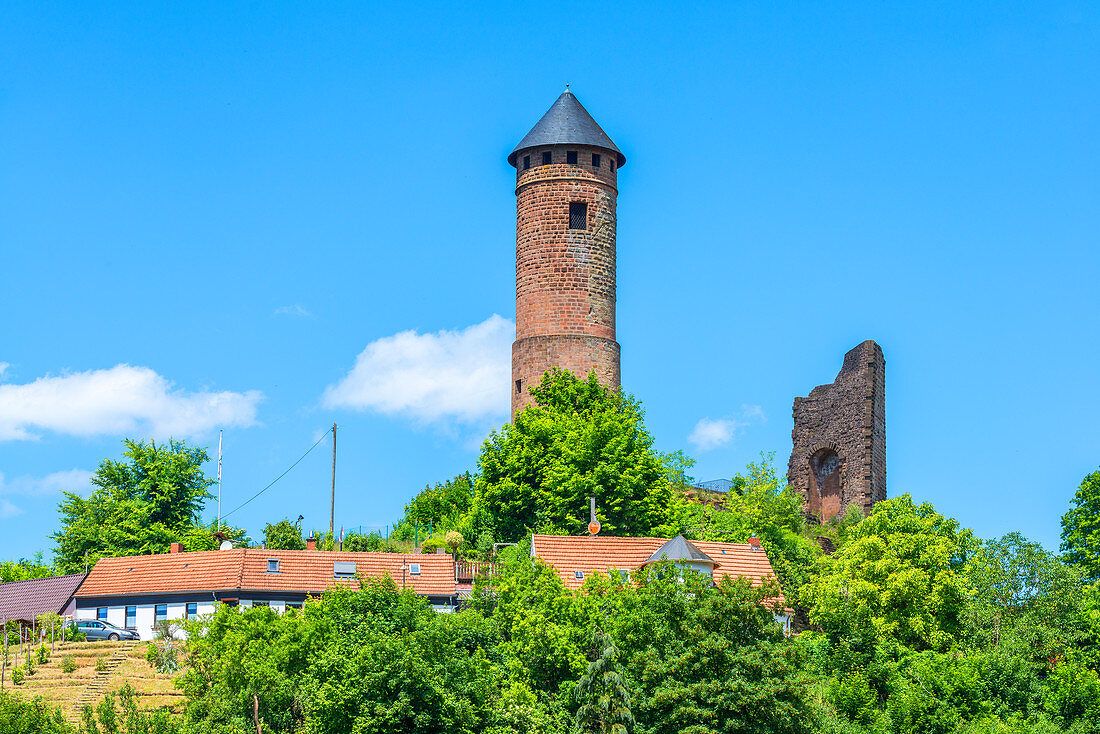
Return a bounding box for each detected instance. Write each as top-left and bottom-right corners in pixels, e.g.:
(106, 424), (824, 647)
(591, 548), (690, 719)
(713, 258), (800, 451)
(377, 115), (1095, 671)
(542, 151), (552, 165)
(566, 150), (578, 164)
(266, 559), (280, 573)
(574, 571), (584, 580)
(333, 561), (356, 578)
(409, 563), (421, 576)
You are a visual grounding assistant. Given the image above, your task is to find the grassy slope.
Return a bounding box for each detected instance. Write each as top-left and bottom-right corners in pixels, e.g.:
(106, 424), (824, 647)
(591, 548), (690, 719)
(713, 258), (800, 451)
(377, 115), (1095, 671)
(6, 640), (184, 718)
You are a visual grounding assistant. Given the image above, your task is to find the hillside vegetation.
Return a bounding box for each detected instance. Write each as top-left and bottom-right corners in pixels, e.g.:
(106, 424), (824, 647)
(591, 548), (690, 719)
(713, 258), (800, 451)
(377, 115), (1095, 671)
(1, 370), (1097, 733)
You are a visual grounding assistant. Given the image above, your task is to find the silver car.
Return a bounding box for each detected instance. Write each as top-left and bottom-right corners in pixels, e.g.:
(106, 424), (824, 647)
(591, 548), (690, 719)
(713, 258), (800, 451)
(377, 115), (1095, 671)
(75, 619), (140, 642)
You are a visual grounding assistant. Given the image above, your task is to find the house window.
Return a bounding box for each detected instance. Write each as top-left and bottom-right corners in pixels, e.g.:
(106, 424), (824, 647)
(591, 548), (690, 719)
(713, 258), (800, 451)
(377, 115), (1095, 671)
(592, 153), (601, 168)
(574, 571), (584, 580)
(334, 561), (356, 578)
(566, 150), (578, 164)
(253, 601), (270, 608)
(523, 155), (530, 170)
(515, 379), (523, 394)
(409, 563), (421, 576)
(609, 160), (615, 171)
(267, 558), (280, 573)
(286, 602), (302, 611)
(569, 202), (588, 230)
(97, 608), (108, 621)
(185, 603), (197, 619)
(155, 604), (167, 623)
(541, 151), (552, 165)
(125, 606), (136, 629)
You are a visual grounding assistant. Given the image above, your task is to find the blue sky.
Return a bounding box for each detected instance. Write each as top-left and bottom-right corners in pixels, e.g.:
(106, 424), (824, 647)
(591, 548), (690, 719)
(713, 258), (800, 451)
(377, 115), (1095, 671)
(1, 1), (1097, 559)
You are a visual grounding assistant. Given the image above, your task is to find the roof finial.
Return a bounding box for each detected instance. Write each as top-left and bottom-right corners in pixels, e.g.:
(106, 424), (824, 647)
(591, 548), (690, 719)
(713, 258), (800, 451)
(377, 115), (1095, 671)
(565, 82), (570, 93)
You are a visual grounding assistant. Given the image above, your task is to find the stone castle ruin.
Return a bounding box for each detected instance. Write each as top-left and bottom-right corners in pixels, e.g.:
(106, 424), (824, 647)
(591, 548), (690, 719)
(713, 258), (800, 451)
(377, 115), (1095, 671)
(506, 91), (887, 518)
(788, 340), (887, 521)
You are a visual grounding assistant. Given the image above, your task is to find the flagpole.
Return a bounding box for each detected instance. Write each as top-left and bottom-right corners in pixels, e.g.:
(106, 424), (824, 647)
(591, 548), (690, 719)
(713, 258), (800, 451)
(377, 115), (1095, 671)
(217, 430), (223, 531)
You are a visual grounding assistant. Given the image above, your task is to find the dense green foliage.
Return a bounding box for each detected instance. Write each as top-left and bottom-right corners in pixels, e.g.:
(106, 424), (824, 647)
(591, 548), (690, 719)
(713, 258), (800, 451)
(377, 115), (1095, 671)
(263, 519), (306, 550)
(1061, 469), (1100, 583)
(479, 370), (674, 541)
(0, 554), (55, 582)
(52, 439), (216, 573)
(2, 388), (1098, 734)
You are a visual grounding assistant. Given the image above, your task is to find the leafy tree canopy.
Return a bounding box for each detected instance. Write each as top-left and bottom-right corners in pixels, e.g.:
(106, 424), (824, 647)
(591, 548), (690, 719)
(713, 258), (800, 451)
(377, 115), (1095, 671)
(803, 494), (976, 652)
(263, 519), (306, 550)
(0, 553), (55, 583)
(478, 369), (675, 541)
(1061, 469), (1100, 582)
(53, 439), (214, 573)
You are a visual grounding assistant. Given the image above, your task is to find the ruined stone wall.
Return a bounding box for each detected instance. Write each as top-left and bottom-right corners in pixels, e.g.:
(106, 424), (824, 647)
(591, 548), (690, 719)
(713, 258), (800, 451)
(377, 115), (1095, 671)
(788, 340), (886, 521)
(512, 144), (620, 415)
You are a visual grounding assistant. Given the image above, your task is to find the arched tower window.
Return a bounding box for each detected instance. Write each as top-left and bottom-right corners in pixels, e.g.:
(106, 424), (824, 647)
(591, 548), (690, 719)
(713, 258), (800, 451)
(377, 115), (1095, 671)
(808, 448), (842, 522)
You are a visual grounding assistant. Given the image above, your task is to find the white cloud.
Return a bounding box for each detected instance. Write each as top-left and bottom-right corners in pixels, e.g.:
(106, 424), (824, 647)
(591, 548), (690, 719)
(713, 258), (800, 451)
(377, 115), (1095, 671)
(0, 469), (94, 496)
(687, 405), (766, 452)
(0, 364), (262, 441)
(274, 304), (312, 318)
(322, 315), (513, 425)
(0, 469), (93, 519)
(0, 499), (21, 519)
(0, 362), (9, 378)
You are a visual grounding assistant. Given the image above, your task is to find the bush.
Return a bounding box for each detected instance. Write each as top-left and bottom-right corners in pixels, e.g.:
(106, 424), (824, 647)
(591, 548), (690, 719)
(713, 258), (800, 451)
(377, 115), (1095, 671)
(65, 623), (86, 642)
(60, 654), (76, 674)
(95, 657), (107, 674)
(10, 667), (24, 685)
(444, 530), (464, 554)
(35, 645), (49, 665)
(420, 536), (446, 554)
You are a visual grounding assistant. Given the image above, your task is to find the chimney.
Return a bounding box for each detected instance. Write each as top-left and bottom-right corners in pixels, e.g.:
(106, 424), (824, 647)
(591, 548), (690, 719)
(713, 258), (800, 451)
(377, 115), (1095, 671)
(169, 542), (183, 554)
(748, 537), (762, 550)
(306, 536), (317, 551)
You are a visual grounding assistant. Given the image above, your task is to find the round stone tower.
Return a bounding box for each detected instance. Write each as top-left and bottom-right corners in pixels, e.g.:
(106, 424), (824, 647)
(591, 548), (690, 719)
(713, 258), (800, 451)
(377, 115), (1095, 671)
(508, 88), (626, 416)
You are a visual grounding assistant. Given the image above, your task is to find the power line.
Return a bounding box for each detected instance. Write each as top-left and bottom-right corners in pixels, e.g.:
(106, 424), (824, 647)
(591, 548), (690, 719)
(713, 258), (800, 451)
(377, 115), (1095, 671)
(220, 428), (332, 521)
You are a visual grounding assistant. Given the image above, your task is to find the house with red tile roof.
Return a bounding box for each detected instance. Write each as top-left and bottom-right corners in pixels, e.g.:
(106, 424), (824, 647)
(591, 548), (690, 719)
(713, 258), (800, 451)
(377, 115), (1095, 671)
(74, 543), (457, 640)
(531, 534), (791, 630)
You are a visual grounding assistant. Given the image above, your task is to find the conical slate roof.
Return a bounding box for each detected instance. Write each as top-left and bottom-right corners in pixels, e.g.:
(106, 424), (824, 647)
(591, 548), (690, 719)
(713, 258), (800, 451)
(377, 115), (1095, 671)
(509, 89), (625, 168)
(645, 535), (716, 566)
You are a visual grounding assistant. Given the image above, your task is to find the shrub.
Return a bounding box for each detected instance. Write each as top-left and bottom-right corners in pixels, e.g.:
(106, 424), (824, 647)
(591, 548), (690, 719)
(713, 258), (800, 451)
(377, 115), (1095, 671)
(35, 645), (49, 665)
(94, 657), (107, 674)
(10, 667), (24, 685)
(60, 654), (76, 674)
(444, 530), (464, 554)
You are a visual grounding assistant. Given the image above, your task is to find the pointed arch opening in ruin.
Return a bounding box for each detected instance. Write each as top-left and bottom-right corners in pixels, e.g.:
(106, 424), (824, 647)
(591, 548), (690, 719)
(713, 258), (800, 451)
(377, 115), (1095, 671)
(808, 448), (842, 522)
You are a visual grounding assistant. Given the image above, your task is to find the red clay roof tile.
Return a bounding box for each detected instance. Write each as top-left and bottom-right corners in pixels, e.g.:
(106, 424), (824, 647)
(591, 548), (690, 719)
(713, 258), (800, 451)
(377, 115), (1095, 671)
(75, 549), (455, 599)
(531, 534), (786, 607)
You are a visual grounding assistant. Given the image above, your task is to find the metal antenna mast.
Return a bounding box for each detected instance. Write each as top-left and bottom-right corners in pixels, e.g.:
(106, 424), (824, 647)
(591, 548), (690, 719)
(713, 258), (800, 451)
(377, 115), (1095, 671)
(217, 430), (223, 530)
(329, 423), (337, 539)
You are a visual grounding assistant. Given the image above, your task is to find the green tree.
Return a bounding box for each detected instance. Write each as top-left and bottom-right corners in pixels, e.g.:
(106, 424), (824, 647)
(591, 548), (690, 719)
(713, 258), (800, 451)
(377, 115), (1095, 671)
(263, 519), (305, 550)
(573, 630), (634, 734)
(53, 439), (214, 573)
(965, 532), (1091, 666)
(0, 554), (55, 583)
(478, 369), (674, 541)
(803, 495), (975, 652)
(1061, 469), (1100, 582)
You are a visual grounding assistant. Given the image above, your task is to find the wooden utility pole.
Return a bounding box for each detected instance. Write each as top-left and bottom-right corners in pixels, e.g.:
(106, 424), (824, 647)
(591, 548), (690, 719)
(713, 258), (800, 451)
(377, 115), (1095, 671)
(329, 423), (337, 539)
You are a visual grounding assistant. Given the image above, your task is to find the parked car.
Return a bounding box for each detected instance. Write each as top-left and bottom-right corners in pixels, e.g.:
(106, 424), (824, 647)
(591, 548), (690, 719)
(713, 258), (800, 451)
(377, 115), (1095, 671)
(75, 620), (140, 642)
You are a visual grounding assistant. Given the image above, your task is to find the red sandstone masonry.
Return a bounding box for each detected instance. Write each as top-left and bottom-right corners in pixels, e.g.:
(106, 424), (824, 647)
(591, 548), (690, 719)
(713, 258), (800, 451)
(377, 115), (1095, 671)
(788, 341), (887, 522)
(511, 145), (622, 415)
